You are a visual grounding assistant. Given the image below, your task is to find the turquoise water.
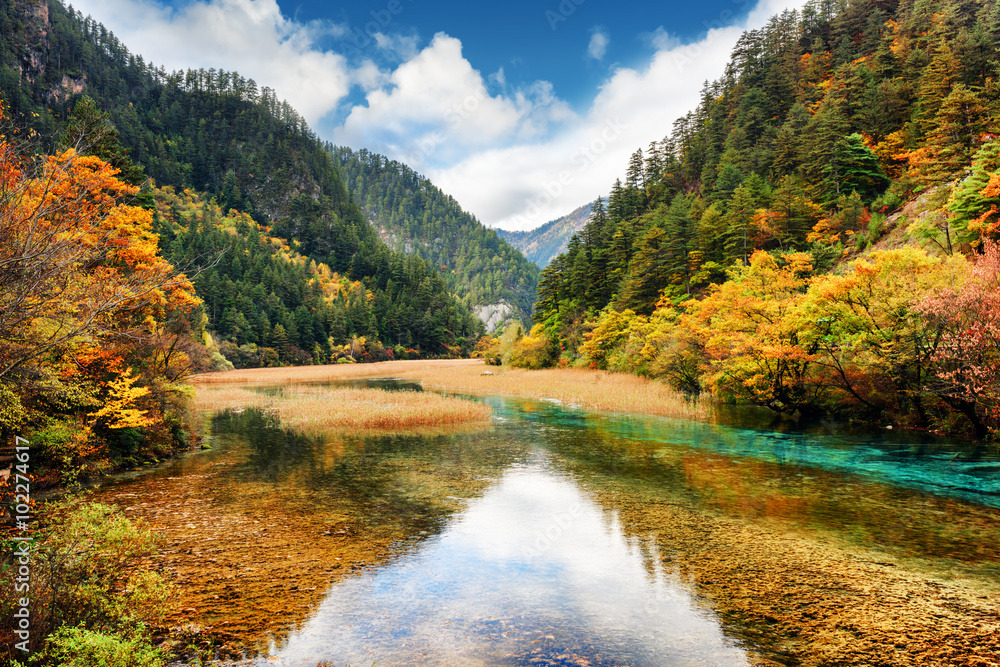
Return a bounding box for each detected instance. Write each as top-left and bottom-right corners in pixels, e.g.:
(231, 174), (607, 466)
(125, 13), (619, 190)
(506, 400), (1000, 509)
(189, 386), (999, 666)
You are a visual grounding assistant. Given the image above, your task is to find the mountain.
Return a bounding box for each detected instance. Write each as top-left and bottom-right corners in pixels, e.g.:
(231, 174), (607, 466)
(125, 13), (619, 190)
(0, 0), (485, 360)
(332, 147), (539, 330)
(534, 0), (1000, 328)
(496, 203), (593, 268)
(516, 0), (1000, 438)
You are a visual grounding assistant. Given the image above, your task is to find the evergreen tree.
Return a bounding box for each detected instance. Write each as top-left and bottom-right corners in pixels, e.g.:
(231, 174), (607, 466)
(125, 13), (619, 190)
(921, 84), (988, 181)
(916, 39), (961, 136)
(803, 96), (850, 205)
(834, 134), (891, 203)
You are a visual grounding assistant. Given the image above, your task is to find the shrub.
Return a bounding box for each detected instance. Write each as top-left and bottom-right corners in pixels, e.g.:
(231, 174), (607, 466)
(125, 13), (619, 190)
(509, 324), (559, 369)
(472, 335), (502, 365)
(0, 383), (26, 437)
(0, 502), (177, 659)
(30, 419), (98, 486)
(871, 190), (903, 214)
(43, 626), (165, 667)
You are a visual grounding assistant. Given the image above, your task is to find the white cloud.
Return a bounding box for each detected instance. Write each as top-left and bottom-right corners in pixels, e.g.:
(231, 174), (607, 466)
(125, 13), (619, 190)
(429, 0), (811, 231)
(68, 0), (351, 126)
(588, 28), (609, 60)
(647, 26), (682, 51)
(333, 33), (575, 172)
(373, 32), (420, 60)
(70, 0), (810, 231)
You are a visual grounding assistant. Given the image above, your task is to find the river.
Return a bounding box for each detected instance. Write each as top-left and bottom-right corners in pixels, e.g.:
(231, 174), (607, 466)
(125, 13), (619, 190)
(93, 379), (1000, 666)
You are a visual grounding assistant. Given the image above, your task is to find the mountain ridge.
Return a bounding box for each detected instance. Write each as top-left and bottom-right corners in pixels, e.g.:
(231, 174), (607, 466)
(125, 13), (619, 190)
(332, 146), (540, 329)
(496, 202), (593, 268)
(0, 0), (486, 360)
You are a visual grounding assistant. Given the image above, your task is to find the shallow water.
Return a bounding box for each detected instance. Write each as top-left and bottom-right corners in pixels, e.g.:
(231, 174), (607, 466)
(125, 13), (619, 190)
(103, 383), (1000, 664)
(264, 458), (750, 666)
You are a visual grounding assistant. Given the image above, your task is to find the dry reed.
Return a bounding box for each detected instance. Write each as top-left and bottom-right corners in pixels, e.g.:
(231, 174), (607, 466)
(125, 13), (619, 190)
(193, 384), (492, 433)
(192, 359), (711, 422)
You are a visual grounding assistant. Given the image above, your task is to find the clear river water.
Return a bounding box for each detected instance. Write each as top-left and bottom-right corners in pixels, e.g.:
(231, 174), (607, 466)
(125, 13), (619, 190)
(98, 379), (1000, 665)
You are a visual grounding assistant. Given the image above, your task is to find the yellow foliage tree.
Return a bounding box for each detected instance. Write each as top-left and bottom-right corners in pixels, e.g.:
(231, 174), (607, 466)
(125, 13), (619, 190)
(799, 247), (970, 424)
(88, 369), (155, 430)
(683, 251), (822, 414)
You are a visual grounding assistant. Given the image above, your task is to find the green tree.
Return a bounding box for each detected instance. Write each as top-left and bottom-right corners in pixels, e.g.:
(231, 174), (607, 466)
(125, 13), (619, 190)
(834, 133), (891, 203)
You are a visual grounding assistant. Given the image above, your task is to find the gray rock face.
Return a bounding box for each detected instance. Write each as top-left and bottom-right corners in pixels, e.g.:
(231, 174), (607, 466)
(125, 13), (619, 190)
(475, 302), (515, 333)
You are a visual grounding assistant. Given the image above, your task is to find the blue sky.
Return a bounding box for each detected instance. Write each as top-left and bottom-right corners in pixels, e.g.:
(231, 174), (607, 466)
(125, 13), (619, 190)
(282, 0), (751, 115)
(71, 0), (805, 230)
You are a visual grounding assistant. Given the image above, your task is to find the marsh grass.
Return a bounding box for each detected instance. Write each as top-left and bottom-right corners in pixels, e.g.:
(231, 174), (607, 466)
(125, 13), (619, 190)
(193, 383), (492, 433)
(192, 359), (711, 422)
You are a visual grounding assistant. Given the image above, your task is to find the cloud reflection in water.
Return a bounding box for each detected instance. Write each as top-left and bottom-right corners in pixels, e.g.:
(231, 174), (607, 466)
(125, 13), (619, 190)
(262, 453), (750, 666)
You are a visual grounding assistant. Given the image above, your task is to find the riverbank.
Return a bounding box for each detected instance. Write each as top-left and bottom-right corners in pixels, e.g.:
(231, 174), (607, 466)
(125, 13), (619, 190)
(190, 359), (711, 423)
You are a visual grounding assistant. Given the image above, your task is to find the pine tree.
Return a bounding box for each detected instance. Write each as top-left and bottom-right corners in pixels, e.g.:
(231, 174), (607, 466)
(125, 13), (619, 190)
(929, 84), (988, 179)
(803, 95), (850, 205)
(607, 179), (630, 221)
(835, 134), (891, 203)
(768, 175), (823, 248)
(583, 197), (613, 309)
(663, 195), (696, 294)
(916, 39), (960, 137)
(950, 140), (1000, 245)
(725, 174), (771, 264)
(618, 224), (670, 313)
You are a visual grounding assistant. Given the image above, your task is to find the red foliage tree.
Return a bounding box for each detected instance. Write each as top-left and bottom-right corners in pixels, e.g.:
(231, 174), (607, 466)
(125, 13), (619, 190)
(918, 241), (1000, 437)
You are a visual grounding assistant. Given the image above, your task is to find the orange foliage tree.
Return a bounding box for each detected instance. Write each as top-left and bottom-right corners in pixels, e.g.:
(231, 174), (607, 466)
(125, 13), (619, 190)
(0, 135), (198, 381)
(0, 109), (202, 474)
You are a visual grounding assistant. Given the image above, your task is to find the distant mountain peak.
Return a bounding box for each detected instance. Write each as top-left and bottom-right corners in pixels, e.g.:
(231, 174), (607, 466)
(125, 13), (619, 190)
(496, 202), (593, 268)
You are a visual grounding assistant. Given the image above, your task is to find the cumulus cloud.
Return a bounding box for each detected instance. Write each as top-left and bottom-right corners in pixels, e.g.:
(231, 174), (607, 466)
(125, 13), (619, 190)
(429, 0), (810, 230)
(588, 28), (609, 60)
(68, 0), (351, 126)
(333, 33), (575, 172)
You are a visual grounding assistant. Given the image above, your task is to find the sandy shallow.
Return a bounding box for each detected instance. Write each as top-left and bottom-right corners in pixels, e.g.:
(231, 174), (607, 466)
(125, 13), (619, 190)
(605, 490), (999, 666)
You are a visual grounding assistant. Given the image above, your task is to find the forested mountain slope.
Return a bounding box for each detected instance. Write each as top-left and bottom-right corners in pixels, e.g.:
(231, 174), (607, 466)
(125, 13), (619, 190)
(332, 147), (539, 328)
(0, 0), (484, 361)
(497, 202), (592, 268)
(514, 0), (1000, 438)
(153, 187), (476, 368)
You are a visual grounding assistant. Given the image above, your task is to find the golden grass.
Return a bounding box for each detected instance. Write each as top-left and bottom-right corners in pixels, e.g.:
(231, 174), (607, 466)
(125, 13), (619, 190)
(192, 359), (711, 422)
(192, 384), (492, 433)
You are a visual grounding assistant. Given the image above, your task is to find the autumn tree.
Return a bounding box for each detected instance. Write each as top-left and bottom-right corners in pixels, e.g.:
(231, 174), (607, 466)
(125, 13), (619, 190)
(917, 241), (1000, 437)
(683, 251), (822, 415)
(0, 134), (198, 383)
(800, 248), (969, 425)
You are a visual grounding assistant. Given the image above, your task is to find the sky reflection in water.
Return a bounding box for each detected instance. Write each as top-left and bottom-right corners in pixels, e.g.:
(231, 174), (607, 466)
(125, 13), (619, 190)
(224, 387), (999, 665)
(262, 453), (749, 667)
